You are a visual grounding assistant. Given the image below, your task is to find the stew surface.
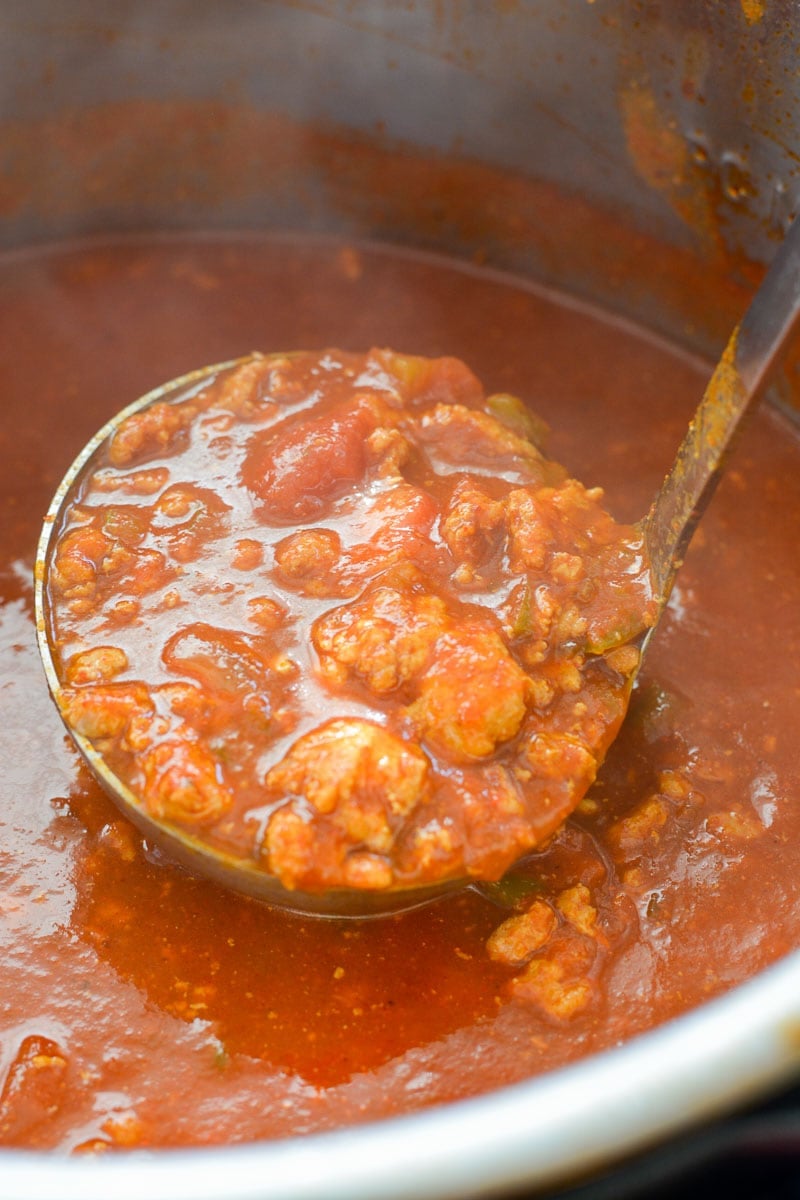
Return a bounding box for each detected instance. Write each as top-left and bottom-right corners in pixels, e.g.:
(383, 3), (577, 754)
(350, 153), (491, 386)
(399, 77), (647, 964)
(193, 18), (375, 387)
(46, 347), (653, 894)
(2, 234), (800, 1150)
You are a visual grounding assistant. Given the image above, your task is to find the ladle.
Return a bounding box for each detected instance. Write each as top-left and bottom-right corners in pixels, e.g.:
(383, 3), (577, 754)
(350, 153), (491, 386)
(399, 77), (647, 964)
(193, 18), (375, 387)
(34, 216), (800, 918)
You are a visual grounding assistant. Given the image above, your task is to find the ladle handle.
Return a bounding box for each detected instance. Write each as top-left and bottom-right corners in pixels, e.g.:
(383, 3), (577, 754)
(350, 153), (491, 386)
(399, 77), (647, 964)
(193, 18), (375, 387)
(643, 213), (800, 601)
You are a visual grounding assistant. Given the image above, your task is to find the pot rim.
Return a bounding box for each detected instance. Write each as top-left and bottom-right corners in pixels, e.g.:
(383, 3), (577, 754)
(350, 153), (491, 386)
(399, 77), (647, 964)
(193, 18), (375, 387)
(2, 945), (799, 1200)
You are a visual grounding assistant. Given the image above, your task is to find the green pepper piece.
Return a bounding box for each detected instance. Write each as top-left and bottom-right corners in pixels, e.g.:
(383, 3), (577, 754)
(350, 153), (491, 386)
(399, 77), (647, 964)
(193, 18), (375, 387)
(480, 870), (544, 911)
(486, 392), (550, 450)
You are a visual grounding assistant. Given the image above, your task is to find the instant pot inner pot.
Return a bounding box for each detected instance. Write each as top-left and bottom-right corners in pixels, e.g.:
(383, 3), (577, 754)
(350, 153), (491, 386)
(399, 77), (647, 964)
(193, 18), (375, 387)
(4, 4), (800, 1199)
(5, 1), (800, 342)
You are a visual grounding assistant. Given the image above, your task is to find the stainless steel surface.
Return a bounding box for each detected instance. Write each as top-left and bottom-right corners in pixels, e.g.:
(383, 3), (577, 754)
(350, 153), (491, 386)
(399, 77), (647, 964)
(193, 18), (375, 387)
(7, 2), (800, 1196)
(4, 1), (800, 344)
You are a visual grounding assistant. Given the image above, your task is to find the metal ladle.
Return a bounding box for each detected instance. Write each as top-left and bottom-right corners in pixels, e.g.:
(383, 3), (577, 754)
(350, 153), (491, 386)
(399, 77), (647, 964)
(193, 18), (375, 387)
(34, 216), (800, 918)
(35, 357), (467, 918)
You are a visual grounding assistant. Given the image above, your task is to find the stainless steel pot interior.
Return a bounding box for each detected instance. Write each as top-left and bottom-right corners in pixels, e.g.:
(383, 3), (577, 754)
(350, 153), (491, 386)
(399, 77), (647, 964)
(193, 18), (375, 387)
(4, 2), (800, 1196)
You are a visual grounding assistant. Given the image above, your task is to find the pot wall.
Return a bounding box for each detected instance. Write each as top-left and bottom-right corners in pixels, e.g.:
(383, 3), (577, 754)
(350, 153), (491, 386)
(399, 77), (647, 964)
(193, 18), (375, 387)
(2, 1), (800, 350)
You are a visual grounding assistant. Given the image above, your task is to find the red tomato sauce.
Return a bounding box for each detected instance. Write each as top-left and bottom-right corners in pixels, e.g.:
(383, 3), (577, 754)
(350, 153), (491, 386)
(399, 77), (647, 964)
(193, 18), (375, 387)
(2, 234), (800, 1150)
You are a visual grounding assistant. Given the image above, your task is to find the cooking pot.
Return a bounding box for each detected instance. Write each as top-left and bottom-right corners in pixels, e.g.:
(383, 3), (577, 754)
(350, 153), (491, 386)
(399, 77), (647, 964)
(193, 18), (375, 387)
(3, 2), (800, 1196)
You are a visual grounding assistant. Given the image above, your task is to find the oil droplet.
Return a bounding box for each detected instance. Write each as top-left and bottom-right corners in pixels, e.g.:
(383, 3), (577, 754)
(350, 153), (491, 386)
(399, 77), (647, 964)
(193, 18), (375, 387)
(740, 0), (766, 25)
(686, 130), (711, 168)
(720, 151), (755, 203)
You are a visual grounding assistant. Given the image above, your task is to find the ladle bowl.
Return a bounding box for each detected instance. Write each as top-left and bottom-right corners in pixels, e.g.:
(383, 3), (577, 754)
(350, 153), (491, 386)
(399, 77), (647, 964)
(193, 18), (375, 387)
(34, 356), (472, 918)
